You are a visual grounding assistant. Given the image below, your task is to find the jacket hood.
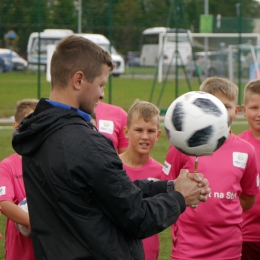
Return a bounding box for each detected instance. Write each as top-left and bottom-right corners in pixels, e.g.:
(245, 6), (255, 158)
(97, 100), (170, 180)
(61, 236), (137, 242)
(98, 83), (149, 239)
(12, 106), (91, 156)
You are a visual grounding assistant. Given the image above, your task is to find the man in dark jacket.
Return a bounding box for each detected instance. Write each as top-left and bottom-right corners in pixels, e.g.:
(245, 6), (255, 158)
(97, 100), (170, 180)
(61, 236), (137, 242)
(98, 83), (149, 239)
(12, 35), (210, 260)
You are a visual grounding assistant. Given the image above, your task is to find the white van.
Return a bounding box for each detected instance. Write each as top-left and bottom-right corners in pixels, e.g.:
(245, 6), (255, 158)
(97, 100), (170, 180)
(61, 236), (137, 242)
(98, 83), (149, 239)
(140, 27), (192, 67)
(76, 33), (125, 76)
(27, 29), (74, 70)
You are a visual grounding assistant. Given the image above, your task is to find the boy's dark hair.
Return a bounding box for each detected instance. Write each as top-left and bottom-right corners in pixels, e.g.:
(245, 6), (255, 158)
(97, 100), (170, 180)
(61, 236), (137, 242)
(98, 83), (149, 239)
(51, 35), (114, 88)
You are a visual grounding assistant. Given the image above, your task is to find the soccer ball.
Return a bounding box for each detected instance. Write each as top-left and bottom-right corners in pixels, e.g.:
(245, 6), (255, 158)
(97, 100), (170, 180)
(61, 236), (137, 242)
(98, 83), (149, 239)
(16, 197), (30, 237)
(164, 91), (230, 156)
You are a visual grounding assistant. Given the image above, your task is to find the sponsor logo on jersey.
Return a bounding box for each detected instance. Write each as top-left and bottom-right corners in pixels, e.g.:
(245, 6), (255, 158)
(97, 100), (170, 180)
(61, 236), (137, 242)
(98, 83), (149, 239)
(99, 120), (114, 134)
(162, 161), (171, 175)
(232, 152), (248, 169)
(0, 186), (6, 196)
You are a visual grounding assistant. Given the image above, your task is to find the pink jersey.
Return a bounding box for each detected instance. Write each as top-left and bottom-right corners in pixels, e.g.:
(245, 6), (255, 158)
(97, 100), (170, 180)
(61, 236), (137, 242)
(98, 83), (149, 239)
(161, 133), (259, 260)
(239, 129), (260, 242)
(95, 101), (128, 151)
(0, 154), (35, 260)
(123, 157), (162, 260)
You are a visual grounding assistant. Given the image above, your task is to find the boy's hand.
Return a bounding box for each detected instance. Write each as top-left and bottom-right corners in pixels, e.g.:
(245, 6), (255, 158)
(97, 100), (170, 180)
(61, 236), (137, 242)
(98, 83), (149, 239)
(173, 169), (211, 207)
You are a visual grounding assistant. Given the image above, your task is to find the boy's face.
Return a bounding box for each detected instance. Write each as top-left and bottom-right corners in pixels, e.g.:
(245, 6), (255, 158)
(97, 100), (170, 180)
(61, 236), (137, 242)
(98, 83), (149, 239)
(213, 92), (240, 125)
(242, 93), (260, 133)
(124, 113), (161, 155)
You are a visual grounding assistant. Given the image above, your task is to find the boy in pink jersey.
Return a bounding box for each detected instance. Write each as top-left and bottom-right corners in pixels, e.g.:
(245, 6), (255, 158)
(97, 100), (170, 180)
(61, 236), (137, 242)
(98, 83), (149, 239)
(119, 100), (211, 260)
(95, 101), (128, 153)
(0, 99), (38, 260)
(161, 77), (259, 260)
(119, 100), (163, 260)
(240, 79), (260, 260)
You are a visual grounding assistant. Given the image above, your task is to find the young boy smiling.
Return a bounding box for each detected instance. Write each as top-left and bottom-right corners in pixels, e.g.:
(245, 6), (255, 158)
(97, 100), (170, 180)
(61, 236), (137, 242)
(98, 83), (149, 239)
(240, 79), (260, 260)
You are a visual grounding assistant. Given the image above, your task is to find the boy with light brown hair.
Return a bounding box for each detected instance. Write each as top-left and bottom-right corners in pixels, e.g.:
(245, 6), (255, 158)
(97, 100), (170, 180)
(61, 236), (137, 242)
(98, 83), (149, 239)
(13, 99), (38, 128)
(239, 79), (260, 260)
(0, 98), (38, 260)
(161, 77), (259, 260)
(120, 100), (209, 260)
(119, 100), (162, 260)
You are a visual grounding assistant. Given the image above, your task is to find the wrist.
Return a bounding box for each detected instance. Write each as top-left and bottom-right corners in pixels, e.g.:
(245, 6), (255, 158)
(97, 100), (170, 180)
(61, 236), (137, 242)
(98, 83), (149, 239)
(166, 180), (175, 193)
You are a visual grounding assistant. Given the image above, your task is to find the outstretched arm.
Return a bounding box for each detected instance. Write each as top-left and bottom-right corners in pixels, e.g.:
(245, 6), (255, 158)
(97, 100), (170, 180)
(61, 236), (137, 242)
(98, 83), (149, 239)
(134, 170), (210, 206)
(133, 179), (168, 198)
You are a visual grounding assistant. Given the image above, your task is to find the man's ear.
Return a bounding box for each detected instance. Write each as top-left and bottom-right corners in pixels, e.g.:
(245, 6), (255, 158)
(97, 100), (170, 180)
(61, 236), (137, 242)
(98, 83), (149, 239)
(73, 71), (84, 90)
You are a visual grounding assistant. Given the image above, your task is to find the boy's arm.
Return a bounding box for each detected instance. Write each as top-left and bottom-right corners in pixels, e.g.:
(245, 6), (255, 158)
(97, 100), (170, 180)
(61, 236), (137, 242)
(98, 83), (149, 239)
(0, 201), (30, 226)
(239, 194), (256, 211)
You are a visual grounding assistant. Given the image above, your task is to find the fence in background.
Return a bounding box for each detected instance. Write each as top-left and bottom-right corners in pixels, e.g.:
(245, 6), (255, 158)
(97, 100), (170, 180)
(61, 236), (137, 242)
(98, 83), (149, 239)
(1, 0), (260, 104)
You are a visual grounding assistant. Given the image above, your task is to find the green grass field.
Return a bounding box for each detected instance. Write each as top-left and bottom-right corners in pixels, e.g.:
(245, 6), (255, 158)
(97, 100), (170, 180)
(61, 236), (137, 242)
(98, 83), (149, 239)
(0, 71), (249, 260)
(0, 70), (200, 117)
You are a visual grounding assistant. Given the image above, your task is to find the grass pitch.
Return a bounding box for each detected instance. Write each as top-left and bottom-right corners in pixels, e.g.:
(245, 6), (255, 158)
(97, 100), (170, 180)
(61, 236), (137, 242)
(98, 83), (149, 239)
(0, 71), (249, 260)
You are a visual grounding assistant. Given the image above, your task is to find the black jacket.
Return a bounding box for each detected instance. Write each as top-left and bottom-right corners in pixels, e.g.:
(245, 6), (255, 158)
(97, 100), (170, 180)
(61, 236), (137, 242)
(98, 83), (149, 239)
(12, 98), (185, 260)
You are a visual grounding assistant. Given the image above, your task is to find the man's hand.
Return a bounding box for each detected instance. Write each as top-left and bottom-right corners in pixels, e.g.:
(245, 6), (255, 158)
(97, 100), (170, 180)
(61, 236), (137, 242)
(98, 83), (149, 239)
(173, 169), (211, 207)
(186, 172), (211, 202)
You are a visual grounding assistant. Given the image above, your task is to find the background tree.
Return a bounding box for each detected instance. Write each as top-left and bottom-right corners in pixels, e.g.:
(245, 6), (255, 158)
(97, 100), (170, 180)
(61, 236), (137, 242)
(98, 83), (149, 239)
(1, 0), (260, 56)
(184, 0), (260, 33)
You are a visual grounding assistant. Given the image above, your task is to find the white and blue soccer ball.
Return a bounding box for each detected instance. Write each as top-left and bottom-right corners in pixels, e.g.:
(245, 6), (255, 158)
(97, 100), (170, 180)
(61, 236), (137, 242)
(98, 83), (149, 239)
(164, 91), (230, 156)
(16, 197), (30, 237)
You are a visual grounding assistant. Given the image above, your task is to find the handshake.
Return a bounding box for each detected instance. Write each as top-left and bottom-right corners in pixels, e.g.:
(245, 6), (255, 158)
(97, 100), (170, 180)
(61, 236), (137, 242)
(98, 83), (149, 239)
(173, 169), (211, 208)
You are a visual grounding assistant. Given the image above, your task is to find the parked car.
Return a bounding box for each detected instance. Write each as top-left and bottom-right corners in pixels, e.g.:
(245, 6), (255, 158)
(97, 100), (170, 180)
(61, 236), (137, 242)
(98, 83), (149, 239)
(0, 55), (10, 73)
(126, 51), (140, 67)
(0, 48), (28, 72)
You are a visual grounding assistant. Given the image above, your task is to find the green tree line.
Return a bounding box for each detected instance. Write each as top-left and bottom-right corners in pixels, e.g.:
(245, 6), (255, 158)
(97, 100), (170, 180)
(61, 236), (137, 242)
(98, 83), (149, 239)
(0, 0), (260, 57)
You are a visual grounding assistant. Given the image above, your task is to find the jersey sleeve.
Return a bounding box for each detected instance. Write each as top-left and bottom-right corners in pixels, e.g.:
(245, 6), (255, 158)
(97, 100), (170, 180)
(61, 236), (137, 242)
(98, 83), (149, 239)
(117, 109), (128, 149)
(161, 145), (188, 181)
(0, 158), (15, 202)
(240, 146), (259, 195)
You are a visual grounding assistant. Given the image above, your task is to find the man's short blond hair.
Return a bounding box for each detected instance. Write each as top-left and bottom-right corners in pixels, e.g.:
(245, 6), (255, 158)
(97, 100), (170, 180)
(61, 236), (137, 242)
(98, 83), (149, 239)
(127, 100), (160, 128)
(243, 79), (260, 104)
(14, 99), (38, 123)
(200, 77), (238, 104)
